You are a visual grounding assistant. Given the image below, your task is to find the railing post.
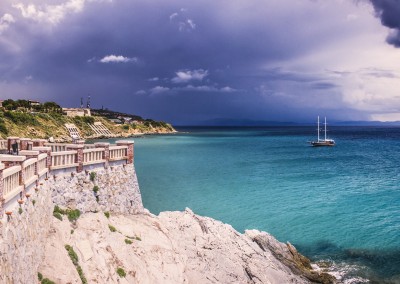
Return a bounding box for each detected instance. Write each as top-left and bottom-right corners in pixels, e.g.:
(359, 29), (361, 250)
(19, 138), (32, 151)
(116, 140), (134, 164)
(66, 144), (84, 173)
(7, 137), (20, 155)
(0, 162), (5, 217)
(32, 139), (47, 147)
(32, 147), (52, 170)
(19, 150), (40, 176)
(95, 142), (109, 168)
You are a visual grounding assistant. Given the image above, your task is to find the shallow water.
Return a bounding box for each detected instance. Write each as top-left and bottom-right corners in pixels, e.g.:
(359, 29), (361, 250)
(128, 126), (400, 282)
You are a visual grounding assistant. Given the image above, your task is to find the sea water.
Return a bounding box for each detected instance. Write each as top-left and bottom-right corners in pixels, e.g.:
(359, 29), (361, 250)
(129, 127), (400, 283)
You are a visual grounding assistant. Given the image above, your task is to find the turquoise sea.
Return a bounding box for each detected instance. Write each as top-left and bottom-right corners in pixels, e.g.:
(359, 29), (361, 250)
(129, 127), (399, 283)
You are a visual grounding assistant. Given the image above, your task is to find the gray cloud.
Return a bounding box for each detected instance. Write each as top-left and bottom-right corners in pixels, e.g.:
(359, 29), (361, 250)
(0, 0), (398, 124)
(370, 0), (400, 47)
(312, 82), (338, 90)
(171, 69), (208, 83)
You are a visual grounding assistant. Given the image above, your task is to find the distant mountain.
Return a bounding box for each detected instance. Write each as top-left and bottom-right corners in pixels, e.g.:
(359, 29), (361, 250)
(180, 118), (400, 127)
(331, 121), (400, 126)
(191, 118), (300, 126)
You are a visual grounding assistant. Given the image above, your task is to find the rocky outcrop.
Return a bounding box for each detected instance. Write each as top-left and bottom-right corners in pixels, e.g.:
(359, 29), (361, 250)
(38, 208), (335, 284)
(246, 230), (336, 284)
(0, 163), (336, 284)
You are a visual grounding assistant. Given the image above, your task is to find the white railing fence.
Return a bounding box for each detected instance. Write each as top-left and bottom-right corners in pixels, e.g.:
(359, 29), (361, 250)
(0, 139), (134, 216)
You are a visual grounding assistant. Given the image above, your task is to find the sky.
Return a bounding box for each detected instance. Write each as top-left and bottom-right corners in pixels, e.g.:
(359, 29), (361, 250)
(1, 0), (400, 125)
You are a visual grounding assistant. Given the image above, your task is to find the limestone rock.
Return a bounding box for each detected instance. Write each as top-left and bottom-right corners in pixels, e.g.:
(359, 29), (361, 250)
(38, 210), (335, 284)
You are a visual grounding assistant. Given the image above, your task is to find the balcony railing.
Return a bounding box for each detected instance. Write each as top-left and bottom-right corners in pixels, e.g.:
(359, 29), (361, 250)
(0, 138), (134, 217)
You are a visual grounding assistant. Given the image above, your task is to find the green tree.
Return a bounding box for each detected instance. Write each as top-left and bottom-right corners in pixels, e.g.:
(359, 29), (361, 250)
(16, 99), (30, 108)
(43, 102), (61, 113)
(2, 99), (17, 110)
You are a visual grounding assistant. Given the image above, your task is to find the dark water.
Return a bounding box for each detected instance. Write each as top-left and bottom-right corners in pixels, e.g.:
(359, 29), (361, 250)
(129, 126), (400, 283)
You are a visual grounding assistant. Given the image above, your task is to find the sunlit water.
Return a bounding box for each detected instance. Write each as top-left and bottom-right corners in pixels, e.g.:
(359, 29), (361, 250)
(107, 127), (400, 282)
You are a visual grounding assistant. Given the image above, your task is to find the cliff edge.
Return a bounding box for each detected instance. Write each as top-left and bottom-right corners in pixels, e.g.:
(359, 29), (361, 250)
(39, 208), (335, 284)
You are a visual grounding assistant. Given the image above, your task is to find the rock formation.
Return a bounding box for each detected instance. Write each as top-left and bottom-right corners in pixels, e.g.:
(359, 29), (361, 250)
(38, 208), (335, 284)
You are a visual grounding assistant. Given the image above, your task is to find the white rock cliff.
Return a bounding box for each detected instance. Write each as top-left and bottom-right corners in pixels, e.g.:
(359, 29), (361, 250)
(1, 164), (335, 284)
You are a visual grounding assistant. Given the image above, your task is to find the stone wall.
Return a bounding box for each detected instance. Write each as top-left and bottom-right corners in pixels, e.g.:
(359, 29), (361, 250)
(0, 181), (53, 284)
(49, 163), (144, 214)
(0, 162), (143, 283)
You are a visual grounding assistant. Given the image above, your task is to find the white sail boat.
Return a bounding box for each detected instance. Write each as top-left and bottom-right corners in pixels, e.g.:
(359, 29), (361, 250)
(310, 116), (335, 147)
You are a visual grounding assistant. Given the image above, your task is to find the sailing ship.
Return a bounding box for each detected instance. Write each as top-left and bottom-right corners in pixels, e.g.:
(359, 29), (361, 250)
(310, 116), (335, 147)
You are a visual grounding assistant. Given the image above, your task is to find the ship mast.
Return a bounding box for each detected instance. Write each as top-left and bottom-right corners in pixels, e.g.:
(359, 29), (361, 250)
(324, 117), (327, 141)
(317, 116), (320, 141)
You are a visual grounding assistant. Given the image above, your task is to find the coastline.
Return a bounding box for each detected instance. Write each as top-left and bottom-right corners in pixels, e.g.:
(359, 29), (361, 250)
(38, 208), (336, 284)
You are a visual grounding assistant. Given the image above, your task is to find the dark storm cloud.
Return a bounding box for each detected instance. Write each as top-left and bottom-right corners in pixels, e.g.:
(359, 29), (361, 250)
(2, 0), (319, 121)
(312, 82), (337, 90)
(370, 0), (400, 46)
(1, 0), (397, 123)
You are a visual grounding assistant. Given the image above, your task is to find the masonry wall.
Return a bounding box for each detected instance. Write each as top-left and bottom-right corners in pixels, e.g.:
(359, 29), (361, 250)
(49, 163), (144, 214)
(0, 163), (143, 283)
(0, 181), (53, 284)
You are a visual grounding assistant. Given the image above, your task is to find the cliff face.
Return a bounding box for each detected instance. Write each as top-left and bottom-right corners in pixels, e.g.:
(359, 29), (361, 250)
(0, 162), (335, 284)
(38, 209), (335, 284)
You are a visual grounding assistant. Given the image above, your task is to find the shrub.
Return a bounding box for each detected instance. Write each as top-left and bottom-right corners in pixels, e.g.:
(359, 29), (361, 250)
(125, 239), (132, 244)
(18, 208), (23, 215)
(82, 116), (95, 124)
(32, 200), (36, 206)
(38, 272), (43, 281)
(135, 236), (142, 241)
(90, 172), (96, 181)
(53, 205), (65, 215)
(4, 111), (39, 125)
(0, 122), (8, 134)
(65, 245), (79, 265)
(76, 265), (88, 284)
(108, 225), (117, 232)
(116, 268), (126, 278)
(67, 209), (80, 222)
(104, 211), (110, 219)
(93, 185), (99, 193)
(54, 206), (80, 222)
(41, 278), (56, 284)
(65, 244), (87, 284)
(53, 212), (63, 221)
(73, 115), (95, 125)
(71, 229), (74, 234)
(122, 124), (129, 130)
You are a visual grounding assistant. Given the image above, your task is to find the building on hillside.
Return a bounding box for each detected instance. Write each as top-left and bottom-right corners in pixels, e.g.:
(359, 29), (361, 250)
(109, 118), (122, 124)
(62, 108), (91, 117)
(28, 100), (41, 106)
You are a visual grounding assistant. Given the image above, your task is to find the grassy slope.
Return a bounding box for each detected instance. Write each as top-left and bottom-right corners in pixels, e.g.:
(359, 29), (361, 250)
(0, 111), (175, 140)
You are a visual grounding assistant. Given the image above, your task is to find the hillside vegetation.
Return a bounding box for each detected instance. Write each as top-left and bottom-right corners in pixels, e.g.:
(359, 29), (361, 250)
(0, 100), (175, 140)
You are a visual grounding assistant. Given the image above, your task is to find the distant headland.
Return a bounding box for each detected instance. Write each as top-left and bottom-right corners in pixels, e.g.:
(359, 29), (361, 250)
(0, 99), (176, 141)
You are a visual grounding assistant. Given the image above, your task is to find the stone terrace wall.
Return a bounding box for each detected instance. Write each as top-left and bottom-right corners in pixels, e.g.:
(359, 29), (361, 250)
(0, 137), (144, 283)
(0, 182), (52, 284)
(49, 163), (144, 214)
